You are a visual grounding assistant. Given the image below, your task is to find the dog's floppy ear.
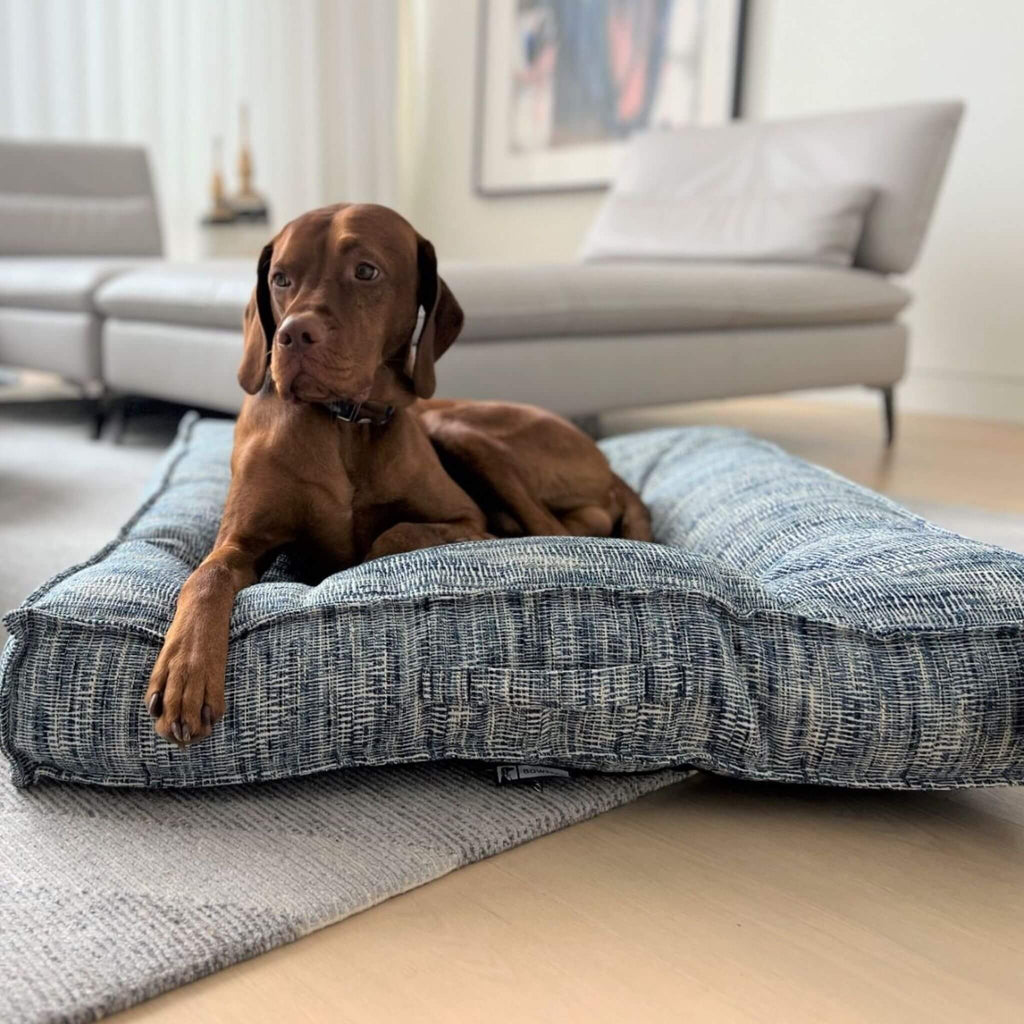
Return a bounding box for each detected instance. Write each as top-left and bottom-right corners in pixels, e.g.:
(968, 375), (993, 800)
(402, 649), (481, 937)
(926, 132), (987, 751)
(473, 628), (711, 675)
(410, 234), (464, 399)
(238, 243), (276, 394)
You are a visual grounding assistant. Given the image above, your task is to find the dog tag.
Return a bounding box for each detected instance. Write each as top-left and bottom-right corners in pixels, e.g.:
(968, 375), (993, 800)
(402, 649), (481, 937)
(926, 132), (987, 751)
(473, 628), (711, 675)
(494, 764), (572, 785)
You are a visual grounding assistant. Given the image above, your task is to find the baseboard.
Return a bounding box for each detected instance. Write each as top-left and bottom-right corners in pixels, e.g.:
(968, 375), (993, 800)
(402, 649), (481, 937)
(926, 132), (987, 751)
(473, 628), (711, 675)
(897, 368), (1024, 424)
(791, 368), (1024, 425)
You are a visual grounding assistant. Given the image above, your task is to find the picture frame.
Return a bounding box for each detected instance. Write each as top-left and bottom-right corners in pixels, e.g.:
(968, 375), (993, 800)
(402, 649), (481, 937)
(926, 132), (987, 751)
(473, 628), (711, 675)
(474, 0), (748, 195)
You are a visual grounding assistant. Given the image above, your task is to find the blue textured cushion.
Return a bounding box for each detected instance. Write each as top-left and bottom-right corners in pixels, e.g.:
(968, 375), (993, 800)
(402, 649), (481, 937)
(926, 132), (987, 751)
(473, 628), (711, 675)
(2, 413), (1023, 789)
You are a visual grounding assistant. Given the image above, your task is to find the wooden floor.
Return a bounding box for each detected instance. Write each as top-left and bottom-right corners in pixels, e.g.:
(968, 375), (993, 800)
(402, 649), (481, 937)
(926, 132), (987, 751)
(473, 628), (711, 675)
(114, 397), (1024, 1024)
(604, 393), (1024, 515)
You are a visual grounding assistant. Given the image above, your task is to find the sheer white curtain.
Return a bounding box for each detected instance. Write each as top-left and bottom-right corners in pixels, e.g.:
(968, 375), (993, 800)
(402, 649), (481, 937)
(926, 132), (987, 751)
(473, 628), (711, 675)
(0, 0), (398, 258)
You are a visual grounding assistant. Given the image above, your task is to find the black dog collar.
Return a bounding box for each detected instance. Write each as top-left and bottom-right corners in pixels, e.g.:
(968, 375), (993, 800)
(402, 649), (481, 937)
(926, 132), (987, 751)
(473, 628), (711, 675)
(322, 397), (395, 426)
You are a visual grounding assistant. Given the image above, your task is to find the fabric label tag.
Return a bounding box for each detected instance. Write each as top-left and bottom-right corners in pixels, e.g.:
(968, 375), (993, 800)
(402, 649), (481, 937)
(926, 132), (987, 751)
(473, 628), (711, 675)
(495, 764), (572, 785)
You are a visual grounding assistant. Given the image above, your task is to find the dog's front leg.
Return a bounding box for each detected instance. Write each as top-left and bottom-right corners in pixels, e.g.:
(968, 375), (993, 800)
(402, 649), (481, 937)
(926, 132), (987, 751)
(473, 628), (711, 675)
(145, 539), (267, 746)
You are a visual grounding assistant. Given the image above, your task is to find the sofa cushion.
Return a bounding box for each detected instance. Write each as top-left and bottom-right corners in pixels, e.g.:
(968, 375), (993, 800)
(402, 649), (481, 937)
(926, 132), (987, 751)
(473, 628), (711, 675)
(96, 260), (910, 338)
(2, 415), (1023, 790)
(446, 262), (908, 339)
(95, 260), (253, 329)
(0, 258), (149, 313)
(581, 101), (963, 275)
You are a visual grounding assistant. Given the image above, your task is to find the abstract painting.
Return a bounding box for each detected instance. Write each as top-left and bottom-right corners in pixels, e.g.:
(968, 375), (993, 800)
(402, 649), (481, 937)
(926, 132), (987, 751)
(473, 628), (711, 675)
(476, 0), (746, 193)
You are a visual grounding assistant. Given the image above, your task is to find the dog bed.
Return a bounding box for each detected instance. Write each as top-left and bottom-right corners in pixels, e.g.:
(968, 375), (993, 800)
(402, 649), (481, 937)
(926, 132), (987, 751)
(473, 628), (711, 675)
(2, 413), (1023, 789)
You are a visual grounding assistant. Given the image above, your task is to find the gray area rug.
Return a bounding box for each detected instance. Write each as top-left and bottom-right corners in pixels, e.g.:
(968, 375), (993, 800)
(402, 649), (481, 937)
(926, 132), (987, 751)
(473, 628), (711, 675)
(2, 762), (684, 1023)
(0, 400), (175, 649)
(3, 397), (1023, 1022)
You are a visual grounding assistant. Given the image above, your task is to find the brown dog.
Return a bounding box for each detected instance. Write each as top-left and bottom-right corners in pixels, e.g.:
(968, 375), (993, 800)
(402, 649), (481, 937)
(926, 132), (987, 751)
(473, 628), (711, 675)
(145, 203), (650, 747)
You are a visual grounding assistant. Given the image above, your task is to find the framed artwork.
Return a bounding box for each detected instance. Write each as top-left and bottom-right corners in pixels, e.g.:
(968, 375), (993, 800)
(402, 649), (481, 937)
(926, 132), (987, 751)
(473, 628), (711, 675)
(475, 0), (748, 195)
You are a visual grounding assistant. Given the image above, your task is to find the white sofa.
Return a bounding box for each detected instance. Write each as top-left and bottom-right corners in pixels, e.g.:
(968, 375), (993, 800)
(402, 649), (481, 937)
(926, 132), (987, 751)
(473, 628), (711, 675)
(0, 101), (963, 443)
(98, 259), (909, 420)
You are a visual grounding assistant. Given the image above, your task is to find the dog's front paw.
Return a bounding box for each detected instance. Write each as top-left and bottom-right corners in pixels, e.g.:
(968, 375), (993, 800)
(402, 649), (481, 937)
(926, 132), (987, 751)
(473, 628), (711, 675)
(144, 634), (226, 747)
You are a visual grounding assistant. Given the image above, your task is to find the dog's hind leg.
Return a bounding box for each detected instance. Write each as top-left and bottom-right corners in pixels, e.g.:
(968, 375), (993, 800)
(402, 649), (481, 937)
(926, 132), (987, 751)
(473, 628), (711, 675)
(481, 463), (569, 536)
(610, 474), (653, 541)
(429, 425), (569, 537)
(559, 505), (614, 537)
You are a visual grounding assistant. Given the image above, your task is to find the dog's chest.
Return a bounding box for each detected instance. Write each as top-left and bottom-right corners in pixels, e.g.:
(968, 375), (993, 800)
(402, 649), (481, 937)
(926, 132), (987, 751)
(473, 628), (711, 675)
(296, 459), (415, 569)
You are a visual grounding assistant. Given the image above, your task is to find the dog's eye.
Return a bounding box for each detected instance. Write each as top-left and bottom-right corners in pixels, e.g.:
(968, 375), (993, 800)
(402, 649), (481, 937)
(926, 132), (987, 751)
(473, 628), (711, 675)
(270, 271), (291, 288)
(354, 262), (380, 282)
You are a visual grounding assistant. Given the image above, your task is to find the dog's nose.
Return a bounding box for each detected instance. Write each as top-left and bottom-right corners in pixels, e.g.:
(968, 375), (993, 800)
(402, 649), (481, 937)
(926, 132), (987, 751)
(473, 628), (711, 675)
(277, 313), (323, 348)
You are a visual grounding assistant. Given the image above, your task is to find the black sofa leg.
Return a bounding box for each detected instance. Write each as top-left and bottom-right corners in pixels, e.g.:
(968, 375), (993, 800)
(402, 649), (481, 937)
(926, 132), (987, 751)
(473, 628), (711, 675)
(880, 386), (896, 448)
(90, 389), (111, 440)
(572, 413), (603, 440)
(108, 395), (131, 445)
(89, 391), (130, 443)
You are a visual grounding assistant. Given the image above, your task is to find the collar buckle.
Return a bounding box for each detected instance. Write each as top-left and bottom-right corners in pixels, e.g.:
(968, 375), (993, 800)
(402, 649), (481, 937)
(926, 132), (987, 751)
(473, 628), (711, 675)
(323, 398), (395, 426)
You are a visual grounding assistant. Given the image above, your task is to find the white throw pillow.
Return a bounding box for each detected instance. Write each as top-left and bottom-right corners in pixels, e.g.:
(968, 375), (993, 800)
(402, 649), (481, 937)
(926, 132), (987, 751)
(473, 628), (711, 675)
(581, 103), (965, 272)
(582, 184), (875, 266)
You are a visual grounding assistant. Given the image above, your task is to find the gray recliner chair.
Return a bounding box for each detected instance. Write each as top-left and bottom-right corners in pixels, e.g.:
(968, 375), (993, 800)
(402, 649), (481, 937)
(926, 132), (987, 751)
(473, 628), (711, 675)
(0, 140), (162, 434)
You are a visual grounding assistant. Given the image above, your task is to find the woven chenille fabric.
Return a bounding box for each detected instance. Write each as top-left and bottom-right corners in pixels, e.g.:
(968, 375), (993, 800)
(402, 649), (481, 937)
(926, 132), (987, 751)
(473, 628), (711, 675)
(2, 413), (1023, 789)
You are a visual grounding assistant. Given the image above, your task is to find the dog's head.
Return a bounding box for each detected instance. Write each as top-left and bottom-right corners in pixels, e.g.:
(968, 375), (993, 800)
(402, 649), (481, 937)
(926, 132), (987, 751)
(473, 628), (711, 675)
(238, 203), (463, 404)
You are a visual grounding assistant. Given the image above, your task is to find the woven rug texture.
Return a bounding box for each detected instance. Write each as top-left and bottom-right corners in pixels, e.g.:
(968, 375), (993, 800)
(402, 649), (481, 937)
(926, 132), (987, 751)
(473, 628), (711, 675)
(1, 761), (684, 1023)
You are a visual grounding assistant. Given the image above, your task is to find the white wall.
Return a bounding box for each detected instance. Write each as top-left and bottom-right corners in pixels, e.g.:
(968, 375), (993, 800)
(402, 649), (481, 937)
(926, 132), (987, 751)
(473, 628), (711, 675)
(743, 0), (1024, 422)
(404, 0), (1024, 421)
(400, 0), (604, 263)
